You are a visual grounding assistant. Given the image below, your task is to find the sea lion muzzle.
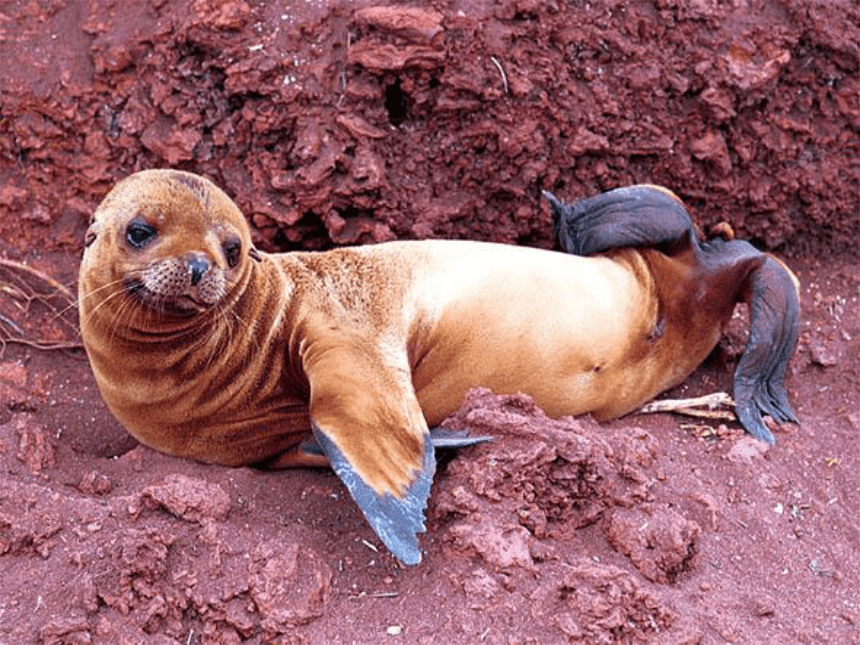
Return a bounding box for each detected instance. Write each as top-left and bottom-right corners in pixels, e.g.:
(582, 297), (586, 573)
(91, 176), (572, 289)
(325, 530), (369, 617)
(188, 254), (209, 286)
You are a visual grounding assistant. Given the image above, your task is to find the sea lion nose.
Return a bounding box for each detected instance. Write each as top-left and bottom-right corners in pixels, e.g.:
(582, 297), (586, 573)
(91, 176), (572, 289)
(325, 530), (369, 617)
(187, 254), (209, 286)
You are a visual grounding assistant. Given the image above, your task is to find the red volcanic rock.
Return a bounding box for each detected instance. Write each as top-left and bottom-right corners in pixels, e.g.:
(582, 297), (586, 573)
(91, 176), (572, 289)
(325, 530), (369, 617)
(604, 506), (701, 584)
(1, 1), (858, 255)
(138, 474), (231, 524)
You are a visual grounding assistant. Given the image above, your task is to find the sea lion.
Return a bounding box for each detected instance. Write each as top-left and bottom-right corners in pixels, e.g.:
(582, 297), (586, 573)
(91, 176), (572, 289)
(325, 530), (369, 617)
(78, 170), (800, 564)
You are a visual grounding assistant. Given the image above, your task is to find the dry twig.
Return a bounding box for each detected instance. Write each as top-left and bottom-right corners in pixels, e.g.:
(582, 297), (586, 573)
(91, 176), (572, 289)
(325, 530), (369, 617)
(0, 258), (81, 355)
(638, 392), (737, 421)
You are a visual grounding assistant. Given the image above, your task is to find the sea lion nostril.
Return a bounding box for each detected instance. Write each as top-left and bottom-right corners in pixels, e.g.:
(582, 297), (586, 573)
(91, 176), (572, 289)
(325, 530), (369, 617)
(188, 255), (209, 285)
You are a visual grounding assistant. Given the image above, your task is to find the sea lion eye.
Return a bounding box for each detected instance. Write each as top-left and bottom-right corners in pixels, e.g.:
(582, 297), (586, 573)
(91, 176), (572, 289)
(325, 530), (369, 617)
(126, 219), (157, 249)
(223, 238), (241, 268)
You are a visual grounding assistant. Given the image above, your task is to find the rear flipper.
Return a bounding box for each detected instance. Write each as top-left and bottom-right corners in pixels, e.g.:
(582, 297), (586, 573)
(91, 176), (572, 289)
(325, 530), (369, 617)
(636, 247), (800, 444)
(543, 185), (697, 256)
(733, 254), (801, 443)
(546, 185), (800, 444)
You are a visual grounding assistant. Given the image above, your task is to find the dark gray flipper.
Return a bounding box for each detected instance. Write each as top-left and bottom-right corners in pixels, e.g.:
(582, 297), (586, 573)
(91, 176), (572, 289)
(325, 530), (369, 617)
(429, 427), (493, 449)
(312, 423), (434, 565)
(733, 255), (801, 443)
(298, 435), (325, 457)
(300, 428), (493, 458)
(543, 186), (696, 256)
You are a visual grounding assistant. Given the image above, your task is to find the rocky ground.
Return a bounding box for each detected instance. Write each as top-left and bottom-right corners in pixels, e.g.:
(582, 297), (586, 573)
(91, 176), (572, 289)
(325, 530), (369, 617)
(1, 1), (858, 643)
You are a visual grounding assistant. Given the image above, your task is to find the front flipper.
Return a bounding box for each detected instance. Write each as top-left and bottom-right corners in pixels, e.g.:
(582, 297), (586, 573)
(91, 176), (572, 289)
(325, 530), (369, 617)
(733, 254), (801, 443)
(543, 185), (697, 256)
(302, 329), (435, 565)
(312, 422), (433, 565)
(309, 426), (491, 564)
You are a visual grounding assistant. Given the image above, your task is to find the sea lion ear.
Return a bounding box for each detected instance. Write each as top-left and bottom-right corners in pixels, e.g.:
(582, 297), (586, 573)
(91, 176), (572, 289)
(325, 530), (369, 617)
(84, 220), (101, 247)
(248, 247), (262, 262)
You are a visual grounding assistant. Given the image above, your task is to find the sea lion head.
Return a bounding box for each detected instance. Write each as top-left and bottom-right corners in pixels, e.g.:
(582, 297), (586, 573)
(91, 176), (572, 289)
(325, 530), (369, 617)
(79, 169), (259, 325)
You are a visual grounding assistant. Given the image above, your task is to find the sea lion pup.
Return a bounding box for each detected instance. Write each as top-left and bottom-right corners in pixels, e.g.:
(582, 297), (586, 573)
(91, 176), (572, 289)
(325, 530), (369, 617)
(79, 170), (796, 565)
(544, 185), (800, 444)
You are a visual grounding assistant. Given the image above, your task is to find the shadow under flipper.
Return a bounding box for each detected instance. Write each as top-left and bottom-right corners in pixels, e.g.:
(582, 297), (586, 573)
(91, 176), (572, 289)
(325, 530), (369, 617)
(732, 254), (801, 444)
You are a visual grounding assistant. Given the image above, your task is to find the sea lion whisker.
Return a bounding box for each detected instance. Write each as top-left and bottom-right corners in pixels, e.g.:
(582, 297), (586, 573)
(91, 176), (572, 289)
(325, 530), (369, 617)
(108, 296), (139, 343)
(78, 282), (128, 329)
(79, 274), (142, 315)
(77, 275), (126, 307)
(226, 307), (246, 345)
(195, 310), (231, 373)
(211, 300), (258, 357)
(54, 298), (86, 323)
(230, 308), (262, 355)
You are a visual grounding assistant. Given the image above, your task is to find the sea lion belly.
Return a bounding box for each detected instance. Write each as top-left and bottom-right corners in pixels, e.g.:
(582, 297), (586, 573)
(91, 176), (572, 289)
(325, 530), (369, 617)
(396, 241), (660, 424)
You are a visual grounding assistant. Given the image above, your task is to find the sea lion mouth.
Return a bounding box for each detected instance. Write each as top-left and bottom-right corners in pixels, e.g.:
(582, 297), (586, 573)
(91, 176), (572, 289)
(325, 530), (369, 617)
(124, 279), (210, 317)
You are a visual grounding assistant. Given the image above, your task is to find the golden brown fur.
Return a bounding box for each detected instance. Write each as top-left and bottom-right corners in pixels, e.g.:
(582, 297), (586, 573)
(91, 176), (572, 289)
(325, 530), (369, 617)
(79, 170), (755, 500)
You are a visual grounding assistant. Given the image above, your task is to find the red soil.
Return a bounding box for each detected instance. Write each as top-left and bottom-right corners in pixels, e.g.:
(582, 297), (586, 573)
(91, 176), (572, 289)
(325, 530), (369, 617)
(1, 1), (858, 643)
